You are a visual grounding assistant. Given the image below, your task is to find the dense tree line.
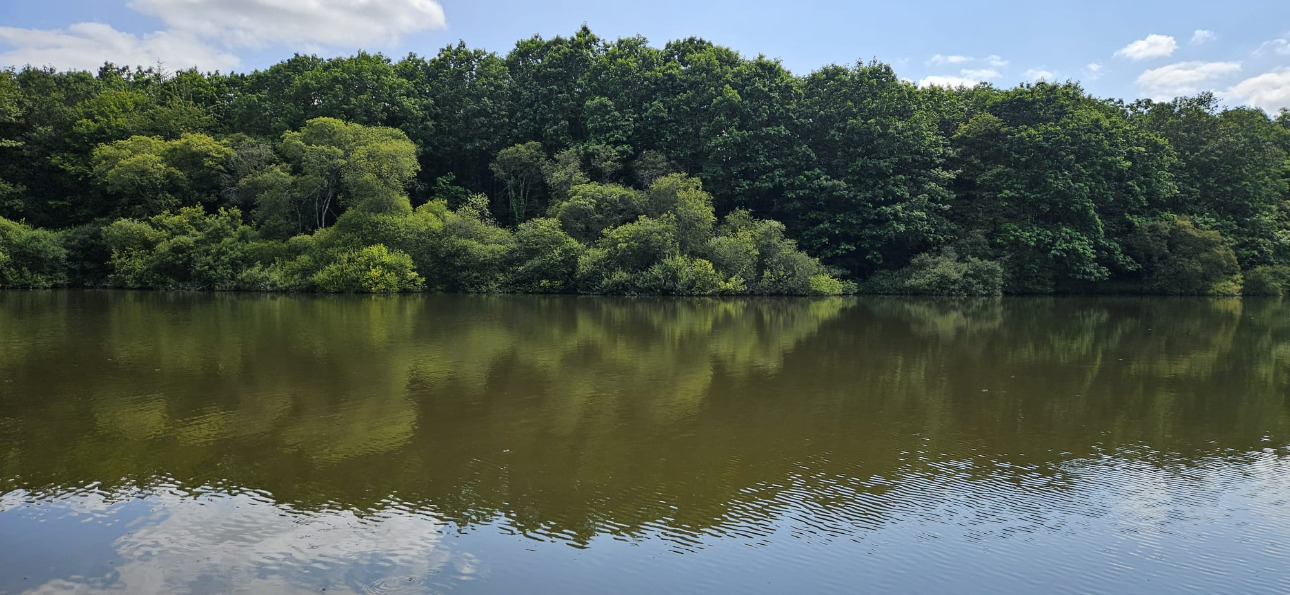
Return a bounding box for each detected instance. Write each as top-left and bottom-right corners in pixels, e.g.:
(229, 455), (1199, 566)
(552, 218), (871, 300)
(1, 27), (1289, 295)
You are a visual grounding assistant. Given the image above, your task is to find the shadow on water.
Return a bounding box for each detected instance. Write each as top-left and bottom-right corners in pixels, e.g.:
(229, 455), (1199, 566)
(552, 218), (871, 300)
(1, 292), (1288, 592)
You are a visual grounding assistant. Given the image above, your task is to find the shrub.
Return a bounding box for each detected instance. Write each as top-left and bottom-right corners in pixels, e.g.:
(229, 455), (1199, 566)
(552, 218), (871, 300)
(903, 249), (1004, 296)
(599, 215), (679, 272)
(1127, 218), (1242, 295)
(311, 244), (423, 293)
(506, 218), (583, 293)
(58, 222), (111, 287)
(432, 196), (513, 292)
(553, 183), (646, 243)
(1244, 266), (1290, 296)
(102, 207), (268, 290)
(808, 274), (847, 296)
(642, 255), (741, 295)
(705, 231), (758, 282)
(0, 216), (68, 288)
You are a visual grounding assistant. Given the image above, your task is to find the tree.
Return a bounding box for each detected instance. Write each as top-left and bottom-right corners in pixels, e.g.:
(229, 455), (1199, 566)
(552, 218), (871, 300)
(399, 44), (515, 192)
(789, 62), (955, 275)
(490, 142), (549, 224)
(951, 83), (1176, 292)
(277, 117), (420, 230)
(1135, 94), (1290, 268)
(90, 133), (234, 218)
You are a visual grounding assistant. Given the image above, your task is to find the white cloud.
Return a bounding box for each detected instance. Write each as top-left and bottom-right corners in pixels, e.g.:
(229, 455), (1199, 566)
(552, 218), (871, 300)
(920, 55), (1009, 88)
(1190, 30), (1216, 45)
(926, 54), (1007, 68)
(0, 0), (448, 71)
(1228, 68), (1290, 113)
(1115, 34), (1178, 60)
(1025, 68), (1057, 82)
(927, 54), (971, 66)
(1255, 37), (1290, 56)
(1136, 61), (1242, 100)
(961, 68), (1001, 80)
(919, 66), (1001, 88)
(0, 23), (240, 72)
(918, 75), (984, 88)
(129, 0), (447, 48)
(1084, 63), (1104, 81)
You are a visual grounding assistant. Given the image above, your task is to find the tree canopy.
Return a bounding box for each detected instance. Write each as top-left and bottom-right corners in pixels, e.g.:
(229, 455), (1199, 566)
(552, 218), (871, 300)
(1, 28), (1288, 295)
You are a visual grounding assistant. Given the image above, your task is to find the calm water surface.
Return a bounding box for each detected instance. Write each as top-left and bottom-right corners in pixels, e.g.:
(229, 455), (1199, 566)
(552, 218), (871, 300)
(1, 292), (1289, 593)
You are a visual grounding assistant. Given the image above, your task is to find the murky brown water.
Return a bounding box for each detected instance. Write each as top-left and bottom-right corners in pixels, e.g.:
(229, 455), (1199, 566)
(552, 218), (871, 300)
(1, 292), (1289, 593)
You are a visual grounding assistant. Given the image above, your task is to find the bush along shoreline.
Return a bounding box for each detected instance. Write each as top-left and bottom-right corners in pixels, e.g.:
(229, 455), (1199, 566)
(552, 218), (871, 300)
(2, 119), (848, 295)
(2, 28), (1289, 296)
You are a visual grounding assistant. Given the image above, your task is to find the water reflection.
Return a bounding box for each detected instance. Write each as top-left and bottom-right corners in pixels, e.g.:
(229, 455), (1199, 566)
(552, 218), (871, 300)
(1, 293), (1289, 593)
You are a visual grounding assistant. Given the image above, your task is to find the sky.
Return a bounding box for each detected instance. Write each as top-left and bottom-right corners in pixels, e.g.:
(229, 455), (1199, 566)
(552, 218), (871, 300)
(1, 0), (1288, 113)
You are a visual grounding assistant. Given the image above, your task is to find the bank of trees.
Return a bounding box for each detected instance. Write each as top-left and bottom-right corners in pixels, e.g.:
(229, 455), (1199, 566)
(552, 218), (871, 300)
(1, 27), (1288, 294)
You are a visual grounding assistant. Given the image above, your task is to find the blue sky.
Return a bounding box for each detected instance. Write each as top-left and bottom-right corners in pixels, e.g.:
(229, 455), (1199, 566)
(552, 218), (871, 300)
(2, 0), (1288, 112)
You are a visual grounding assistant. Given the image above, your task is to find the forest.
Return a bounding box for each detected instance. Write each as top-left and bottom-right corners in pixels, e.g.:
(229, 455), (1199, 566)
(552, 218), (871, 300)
(1, 26), (1289, 296)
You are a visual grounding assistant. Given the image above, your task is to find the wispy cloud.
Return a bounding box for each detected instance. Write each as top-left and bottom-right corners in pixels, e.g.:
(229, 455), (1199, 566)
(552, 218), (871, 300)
(1190, 30), (1216, 45)
(919, 66), (1003, 89)
(961, 68), (1001, 80)
(927, 54), (971, 66)
(917, 75), (985, 88)
(1255, 36), (1290, 56)
(1025, 68), (1057, 82)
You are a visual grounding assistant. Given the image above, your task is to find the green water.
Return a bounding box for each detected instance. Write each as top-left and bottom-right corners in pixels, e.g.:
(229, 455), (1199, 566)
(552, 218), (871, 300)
(1, 292), (1288, 593)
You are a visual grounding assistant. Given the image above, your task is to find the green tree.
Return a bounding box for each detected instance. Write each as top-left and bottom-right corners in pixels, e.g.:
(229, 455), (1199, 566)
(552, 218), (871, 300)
(951, 83), (1176, 292)
(1126, 217), (1242, 295)
(278, 117), (419, 229)
(490, 141), (549, 224)
(1135, 94), (1290, 267)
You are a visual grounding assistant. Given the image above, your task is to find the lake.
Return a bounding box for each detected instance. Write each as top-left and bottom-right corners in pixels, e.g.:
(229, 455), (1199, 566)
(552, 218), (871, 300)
(1, 292), (1288, 593)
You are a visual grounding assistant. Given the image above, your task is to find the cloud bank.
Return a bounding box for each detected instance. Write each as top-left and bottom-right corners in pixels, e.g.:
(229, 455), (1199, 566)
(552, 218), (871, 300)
(1228, 69), (1290, 114)
(128, 0), (446, 48)
(1135, 61), (1241, 100)
(0, 0), (447, 72)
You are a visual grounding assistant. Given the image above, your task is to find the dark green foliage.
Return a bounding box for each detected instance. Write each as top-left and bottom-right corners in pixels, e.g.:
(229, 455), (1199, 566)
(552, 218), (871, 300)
(1, 30), (1288, 296)
(102, 207), (267, 290)
(1126, 218), (1242, 295)
(951, 84), (1179, 293)
(506, 218), (583, 293)
(58, 222), (111, 287)
(1134, 95), (1290, 268)
(862, 249), (1003, 297)
(1243, 266), (1290, 296)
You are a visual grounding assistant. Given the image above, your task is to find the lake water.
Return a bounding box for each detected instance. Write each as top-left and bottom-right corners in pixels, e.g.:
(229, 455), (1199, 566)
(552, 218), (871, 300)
(1, 292), (1288, 594)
